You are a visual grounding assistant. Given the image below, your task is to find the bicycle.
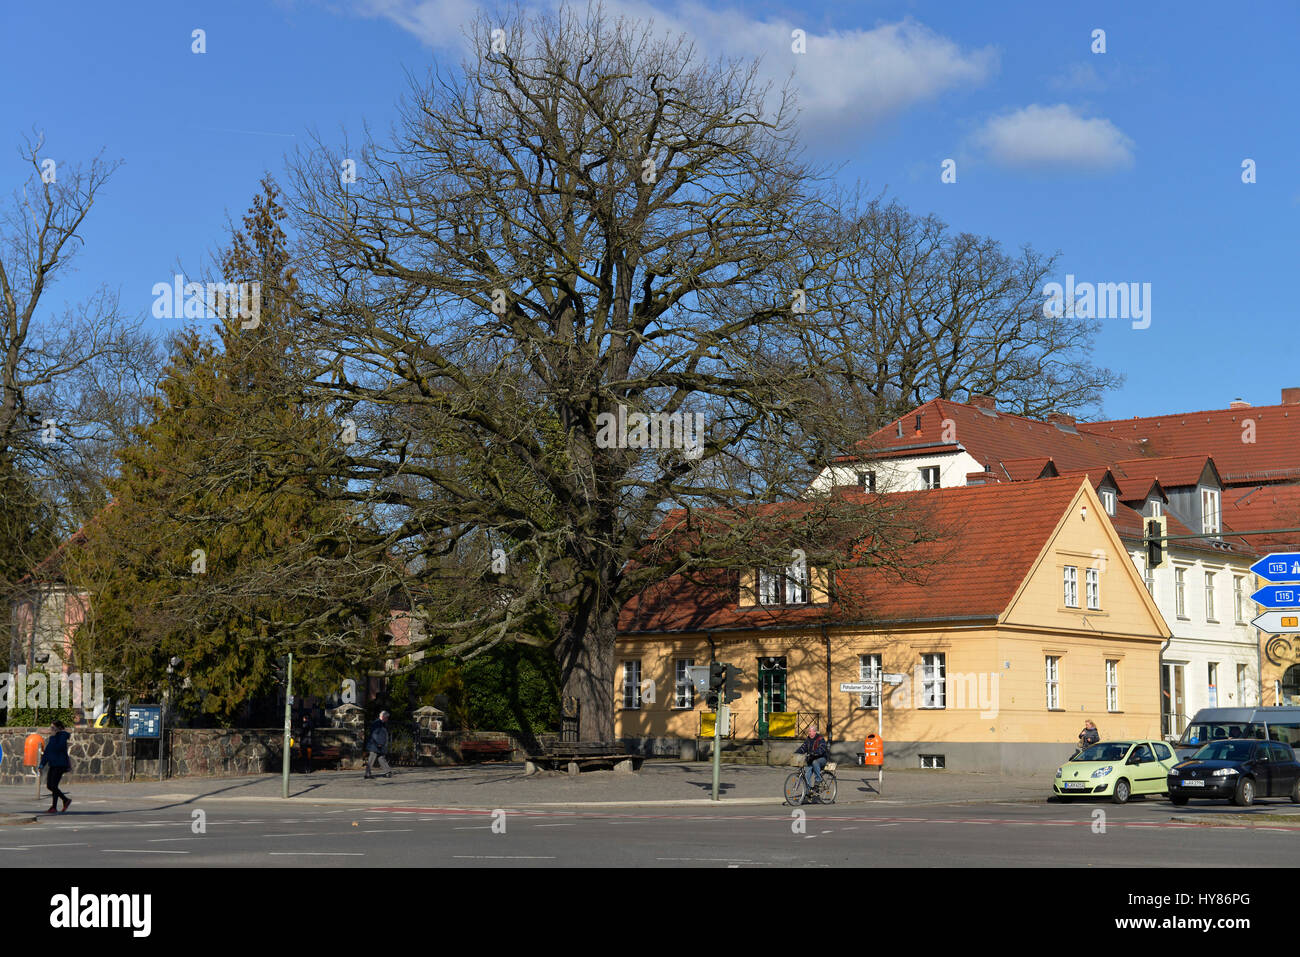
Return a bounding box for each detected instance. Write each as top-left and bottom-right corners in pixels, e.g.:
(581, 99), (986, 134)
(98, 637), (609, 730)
(784, 763), (838, 805)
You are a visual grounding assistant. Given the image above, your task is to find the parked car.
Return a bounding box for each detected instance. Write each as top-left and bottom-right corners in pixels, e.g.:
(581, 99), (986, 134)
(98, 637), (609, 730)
(1172, 706), (1300, 760)
(1167, 738), (1300, 806)
(1053, 740), (1180, 804)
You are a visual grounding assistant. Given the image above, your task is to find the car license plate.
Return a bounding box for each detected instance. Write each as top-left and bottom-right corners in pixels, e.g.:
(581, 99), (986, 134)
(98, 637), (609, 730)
(1063, 782), (1088, 790)
(1181, 779), (1205, 787)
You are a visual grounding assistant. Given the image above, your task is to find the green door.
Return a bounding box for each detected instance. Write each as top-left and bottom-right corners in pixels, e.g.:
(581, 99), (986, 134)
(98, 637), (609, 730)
(757, 657), (787, 738)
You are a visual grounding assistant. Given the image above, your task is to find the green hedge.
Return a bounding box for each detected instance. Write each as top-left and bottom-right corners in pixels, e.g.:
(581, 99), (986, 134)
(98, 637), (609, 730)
(6, 708), (78, 727)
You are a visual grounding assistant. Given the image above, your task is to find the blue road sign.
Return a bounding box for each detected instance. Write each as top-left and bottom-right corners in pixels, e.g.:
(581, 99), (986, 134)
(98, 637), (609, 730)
(1250, 554), (1300, 583)
(1252, 585), (1300, 607)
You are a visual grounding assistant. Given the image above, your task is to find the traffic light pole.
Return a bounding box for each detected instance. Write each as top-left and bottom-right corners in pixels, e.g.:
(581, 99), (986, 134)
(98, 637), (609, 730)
(711, 698), (722, 801)
(281, 653), (293, 800)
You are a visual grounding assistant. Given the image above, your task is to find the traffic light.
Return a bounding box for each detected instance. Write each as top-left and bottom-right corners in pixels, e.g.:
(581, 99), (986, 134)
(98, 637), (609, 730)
(721, 663), (743, 703)
(1145, 517), (1166, 570)
(705, 661), (724, 711)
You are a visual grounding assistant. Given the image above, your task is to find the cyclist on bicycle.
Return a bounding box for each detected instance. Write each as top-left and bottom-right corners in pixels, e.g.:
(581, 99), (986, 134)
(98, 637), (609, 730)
(794, 725), (829, 801)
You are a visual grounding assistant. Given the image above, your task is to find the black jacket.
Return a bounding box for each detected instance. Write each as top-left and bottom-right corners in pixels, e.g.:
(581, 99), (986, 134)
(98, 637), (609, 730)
(40, 731), (71, 769)
(1079, 727), (1100, 747)
(364, 719), (389, 754)
(795, 734), (828, 762)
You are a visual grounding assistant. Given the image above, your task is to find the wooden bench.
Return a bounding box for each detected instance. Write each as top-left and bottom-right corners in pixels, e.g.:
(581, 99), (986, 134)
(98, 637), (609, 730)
(459, 739), (514, 762)
(524, 742), (644, 776)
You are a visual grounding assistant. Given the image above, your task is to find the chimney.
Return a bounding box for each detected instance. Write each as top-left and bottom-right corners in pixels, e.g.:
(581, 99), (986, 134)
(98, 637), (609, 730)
(969, 394), (996, 411)
(1229, 398), (1251, 409)
(1046, 412), (1076, 428)
(1283, 387), (1300, 405)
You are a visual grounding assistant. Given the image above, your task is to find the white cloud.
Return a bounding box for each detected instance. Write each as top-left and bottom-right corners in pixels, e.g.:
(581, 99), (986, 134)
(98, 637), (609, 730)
(346, 1), (997, 134)
(972, 103), (1134, 170)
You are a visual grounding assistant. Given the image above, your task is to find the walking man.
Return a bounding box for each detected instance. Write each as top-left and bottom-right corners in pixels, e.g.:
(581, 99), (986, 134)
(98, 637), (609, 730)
(364, 710), (392, 779)
(40, 721), (72, 813)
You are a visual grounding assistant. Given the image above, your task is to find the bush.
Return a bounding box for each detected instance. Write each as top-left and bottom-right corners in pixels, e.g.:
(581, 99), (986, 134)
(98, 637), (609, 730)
(6, 707), (78, 728)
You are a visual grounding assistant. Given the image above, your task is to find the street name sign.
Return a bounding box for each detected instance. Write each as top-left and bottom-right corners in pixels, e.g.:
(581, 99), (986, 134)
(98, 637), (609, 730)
(1250, 554), (1300, 583)
(839, 681), (876, 693)
(1251, 585), (1300, 608)
(686, 666), (711, 694)
(1251, 611), (1300, 634)
(882, 673), (907, 685)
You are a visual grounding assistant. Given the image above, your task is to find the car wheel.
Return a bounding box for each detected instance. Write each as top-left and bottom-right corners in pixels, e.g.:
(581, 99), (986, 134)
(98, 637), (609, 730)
(1232, 777), (1255, 807)
(1169, 794), (1188, 806)
(1112, 779), (1131, 804)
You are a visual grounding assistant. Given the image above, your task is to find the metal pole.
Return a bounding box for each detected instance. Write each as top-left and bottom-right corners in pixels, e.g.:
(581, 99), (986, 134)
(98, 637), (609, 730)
(878, 678), (884, 790)
(711, 704), (722, 801)
(282, 653), (293, 799)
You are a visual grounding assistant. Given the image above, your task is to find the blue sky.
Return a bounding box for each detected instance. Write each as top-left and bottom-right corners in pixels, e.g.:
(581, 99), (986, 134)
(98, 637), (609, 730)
(3, 0), (1296, 419)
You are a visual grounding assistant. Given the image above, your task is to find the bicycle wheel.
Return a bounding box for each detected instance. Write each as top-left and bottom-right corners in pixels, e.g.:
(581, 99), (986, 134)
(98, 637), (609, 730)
(784, 771), (807, 806)
(819, 771), (837, 804)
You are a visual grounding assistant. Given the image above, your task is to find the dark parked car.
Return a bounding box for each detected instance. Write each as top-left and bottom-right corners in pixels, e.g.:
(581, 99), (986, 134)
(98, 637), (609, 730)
(1167, 739), (1300, 806)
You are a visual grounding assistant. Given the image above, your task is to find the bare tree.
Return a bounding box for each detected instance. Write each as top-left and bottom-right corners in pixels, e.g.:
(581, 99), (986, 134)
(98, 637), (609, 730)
(263, 5), (947, 740)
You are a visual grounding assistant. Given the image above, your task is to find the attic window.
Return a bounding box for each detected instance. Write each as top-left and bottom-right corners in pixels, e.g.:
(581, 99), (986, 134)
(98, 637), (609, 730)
(1101, 489), (1116, 516)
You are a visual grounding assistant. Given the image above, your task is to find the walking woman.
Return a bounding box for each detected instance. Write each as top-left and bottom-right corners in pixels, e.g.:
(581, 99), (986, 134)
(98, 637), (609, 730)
(40, 720), (72, 813)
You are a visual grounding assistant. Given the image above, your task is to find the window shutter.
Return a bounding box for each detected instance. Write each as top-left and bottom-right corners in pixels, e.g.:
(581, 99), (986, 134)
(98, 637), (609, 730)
(738, 568), (756, 607)
(809, 566), (830, 604)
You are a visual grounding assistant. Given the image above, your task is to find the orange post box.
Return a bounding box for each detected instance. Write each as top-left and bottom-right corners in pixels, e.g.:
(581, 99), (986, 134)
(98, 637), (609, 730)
(863, 734), (884, 766)
(23, 733), (44, 766)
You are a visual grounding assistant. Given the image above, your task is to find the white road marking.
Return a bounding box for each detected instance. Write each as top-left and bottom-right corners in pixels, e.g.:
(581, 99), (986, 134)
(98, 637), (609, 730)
(533, 823), (577, 828)
(269, 852), (363, 856)
(103, 849), (189, 854)
(453, 855), (555, 860)
(361, 829), (413, 834)
(264, 833), (320, 838)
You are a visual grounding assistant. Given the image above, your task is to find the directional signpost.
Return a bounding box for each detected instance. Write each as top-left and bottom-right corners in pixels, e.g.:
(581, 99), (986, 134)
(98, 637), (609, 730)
(1251, 611), (1300, 634)
(1250, 554), (1300, 583)
(839, 675), (904, 785)
(1251, 585), (1300, 608)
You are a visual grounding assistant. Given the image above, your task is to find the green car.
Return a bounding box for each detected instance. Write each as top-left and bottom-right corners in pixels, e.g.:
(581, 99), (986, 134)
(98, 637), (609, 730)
(1052, 740), (1180, 804)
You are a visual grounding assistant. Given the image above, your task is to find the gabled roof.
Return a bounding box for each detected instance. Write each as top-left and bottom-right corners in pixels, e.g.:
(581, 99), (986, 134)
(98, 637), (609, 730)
(1224, 485), (1300, 552)
(850, 399), (1143, 474)
(619, 477), (1090, 634)
(1110, 455), (1221, 491)
(1081, 400), (1300, 485)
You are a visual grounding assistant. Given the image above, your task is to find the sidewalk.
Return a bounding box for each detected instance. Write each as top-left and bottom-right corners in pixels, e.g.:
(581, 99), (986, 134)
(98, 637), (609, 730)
(0, 761), (1059, 812)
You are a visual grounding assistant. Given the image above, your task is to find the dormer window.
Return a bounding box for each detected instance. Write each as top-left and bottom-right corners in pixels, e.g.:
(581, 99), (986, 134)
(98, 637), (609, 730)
(755, 563), (813, 605)
(1100, 489), (1116, 516)
(1150, 500), (1163, 518)
(920, 466), (940, 490)
(857, 471), (876, 492)
(1200, 487), (1221, 536)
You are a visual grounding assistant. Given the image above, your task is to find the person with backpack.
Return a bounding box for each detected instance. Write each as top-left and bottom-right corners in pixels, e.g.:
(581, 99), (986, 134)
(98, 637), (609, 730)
(364, 710), (392, 779)
(794, 725), (829, 801)
(40, 721), (72, 813)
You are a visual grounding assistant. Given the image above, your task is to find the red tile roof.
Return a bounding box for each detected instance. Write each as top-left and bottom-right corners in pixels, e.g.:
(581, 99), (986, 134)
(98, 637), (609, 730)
(619, 477), (1088, 634)
(1223, 485), (1300, 552)
(1081, 402), (1300, 485)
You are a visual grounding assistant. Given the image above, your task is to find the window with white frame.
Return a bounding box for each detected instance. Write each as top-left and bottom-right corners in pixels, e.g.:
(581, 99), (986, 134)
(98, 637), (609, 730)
(1175, 567), (1187, 618)
(1237, 664), (1248, 704)
(1101, 489), (1116, 515)
(1063, 566), (1079, 608)
(859, 654), (881, 708)
(1150, 500), (1163, 517)
(920, 654), (945, 708)
(1205, 571), (1217, 621)
(1045, 656), (1061, 709)
(1234, 577), (1245, 624)
(1085, 567), (1101, 610)
(857, 471), (876, 492)
(1208, 662), (1218, 704)
(674, 658), (695, 709)
(1143, 560), (1156, 597)
(1201, 487), (1221, 536)
(621, 660), (641, 709)
(758, 567), (781, 605)
(919, 466), (940, 490)
(1106, 659), (1119, 712)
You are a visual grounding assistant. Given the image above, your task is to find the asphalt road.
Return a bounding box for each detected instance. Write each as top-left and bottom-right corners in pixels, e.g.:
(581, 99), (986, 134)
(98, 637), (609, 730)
(4, 794), (1298, 867)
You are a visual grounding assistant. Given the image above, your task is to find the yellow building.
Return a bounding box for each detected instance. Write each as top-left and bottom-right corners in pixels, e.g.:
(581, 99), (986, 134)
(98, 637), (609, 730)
(616, 477), (1171, 773)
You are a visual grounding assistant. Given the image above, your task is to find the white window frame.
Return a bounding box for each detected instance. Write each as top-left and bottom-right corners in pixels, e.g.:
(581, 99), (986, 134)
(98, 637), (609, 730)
(1233, 576), (1245, 624)
(919, 466), (940, 490)
(1101, 489), (1116, 515)
(1175, 567), (1187, 618)
(1063, 565), (1079, 608)
(1204, 570), (1217, 621)
(1143, 561), (1156, 597)
(859, 654), (881, 708)
(674, 658), (695, 709)
(1106, 659), (1119, 712)
(1237, 663), (1248, 705)
(1200, 487), (1221, 536)
(1085, 567), (1101, 610)
(920, 654), (946, 709)
(1150, 500), (1163, 517)
(857, 471), (876, 492)
(622, 660), (641, 710)
(1045, 656), (1061, 710)
(758, 567), (781, 605)
(1208, 661), (1218, 704)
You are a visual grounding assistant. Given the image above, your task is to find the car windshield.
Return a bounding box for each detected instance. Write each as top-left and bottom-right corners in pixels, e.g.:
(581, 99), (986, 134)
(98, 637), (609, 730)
(1073, 742), (1130, 762)
(1178, 723), (1250, 747)
(1191, 741), (1254, 762)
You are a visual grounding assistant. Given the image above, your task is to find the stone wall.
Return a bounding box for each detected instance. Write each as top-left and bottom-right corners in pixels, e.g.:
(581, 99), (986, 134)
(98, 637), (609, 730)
(0, 726), (366, 783)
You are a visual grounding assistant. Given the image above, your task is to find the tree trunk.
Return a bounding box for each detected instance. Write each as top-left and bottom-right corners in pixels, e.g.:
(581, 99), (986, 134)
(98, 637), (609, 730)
(556, 614), (617, 743)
